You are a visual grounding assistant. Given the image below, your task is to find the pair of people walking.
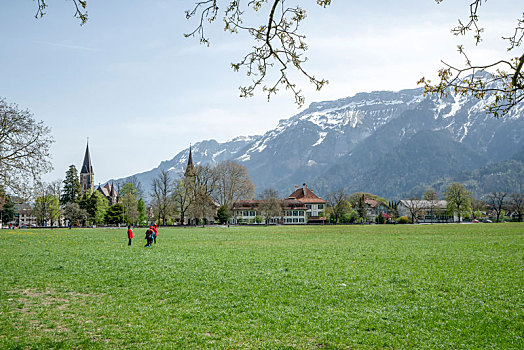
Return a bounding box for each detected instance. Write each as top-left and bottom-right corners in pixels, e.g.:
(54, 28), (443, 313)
(144, 224), (158, 248)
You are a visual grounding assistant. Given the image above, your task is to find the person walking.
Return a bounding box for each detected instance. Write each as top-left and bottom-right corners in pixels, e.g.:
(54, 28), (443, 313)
(127, 225), (133, 246)
(145, 228), (153, 247)
(153, 224), (158, 244)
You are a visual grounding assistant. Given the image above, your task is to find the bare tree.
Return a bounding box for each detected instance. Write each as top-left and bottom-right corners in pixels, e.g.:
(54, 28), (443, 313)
(188, 186), (216, 226)
(150, 169), (173, 225)
(128, 176), (144, 199)
(509, 193), (523, 222)
(326, 188), (351, 224)
(32, 181), (60, 226)
(259, 188), (282, 225)
(212, 161), (255, 208)
(172, 176), (193, 225)
(402, 199), (425, 224)
(485, 191), (508, 223)
(422, 188), (439, 224)
(0, 98), (54, 196)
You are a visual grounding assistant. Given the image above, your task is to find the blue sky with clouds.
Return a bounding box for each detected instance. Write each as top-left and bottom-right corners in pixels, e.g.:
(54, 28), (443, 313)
(1, 1), (520, 185)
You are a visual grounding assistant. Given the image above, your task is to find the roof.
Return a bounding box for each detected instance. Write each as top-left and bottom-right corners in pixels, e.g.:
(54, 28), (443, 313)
(80, 143), (94, 175)
(287, 185), (327, 204)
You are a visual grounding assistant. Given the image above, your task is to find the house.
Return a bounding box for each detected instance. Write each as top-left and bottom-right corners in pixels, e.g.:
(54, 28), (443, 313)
(397, 200), (457, 223)
(353, 194), (391, 222)
(231, 198), (308, 225)
(230, 184), (326, 225)
(16, 203), (37, 227)
(288, 184), (327, 223)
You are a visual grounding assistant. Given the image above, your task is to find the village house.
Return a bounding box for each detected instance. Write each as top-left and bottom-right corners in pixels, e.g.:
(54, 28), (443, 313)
(287, 184), (327, 223)
(231, 184), (326, 225)
(353, 194), (391, 222)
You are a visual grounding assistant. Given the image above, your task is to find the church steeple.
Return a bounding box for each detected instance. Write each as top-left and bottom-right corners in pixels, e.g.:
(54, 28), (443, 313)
(80, 141), (94, 193)
(81, 142), (93, 175)
(184, 145), (195, 177)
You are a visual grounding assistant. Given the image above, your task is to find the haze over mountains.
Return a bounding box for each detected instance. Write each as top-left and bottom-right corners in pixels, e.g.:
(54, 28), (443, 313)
(111, 77), (524, 200)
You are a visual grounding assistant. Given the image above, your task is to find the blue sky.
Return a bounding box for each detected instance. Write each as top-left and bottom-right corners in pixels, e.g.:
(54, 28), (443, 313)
(1, 1), (520, 186)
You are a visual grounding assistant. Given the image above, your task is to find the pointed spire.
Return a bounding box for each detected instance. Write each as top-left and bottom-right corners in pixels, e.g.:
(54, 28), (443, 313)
(185, 144), (195, 177)
(80, 141), (93, 175)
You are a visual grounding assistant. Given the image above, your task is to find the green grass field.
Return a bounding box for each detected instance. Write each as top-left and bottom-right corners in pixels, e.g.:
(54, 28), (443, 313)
(1, 223), (523, 349)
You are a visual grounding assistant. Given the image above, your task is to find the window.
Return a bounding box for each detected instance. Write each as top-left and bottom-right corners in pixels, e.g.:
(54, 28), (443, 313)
(318, 204), (324, 209)
(306, 204), (311, 209)
(250, 211), (255, 216)
(299, 218), (304, 223)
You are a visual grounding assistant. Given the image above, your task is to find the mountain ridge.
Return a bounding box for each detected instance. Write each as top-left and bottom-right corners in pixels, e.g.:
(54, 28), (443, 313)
(109, 83), (523, 200)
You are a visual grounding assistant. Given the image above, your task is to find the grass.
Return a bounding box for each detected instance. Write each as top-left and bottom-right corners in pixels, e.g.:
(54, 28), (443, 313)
(0, 223), (523, 349)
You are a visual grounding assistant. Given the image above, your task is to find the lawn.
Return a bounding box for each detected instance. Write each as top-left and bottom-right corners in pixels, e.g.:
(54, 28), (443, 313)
(0, 223), (523, 349)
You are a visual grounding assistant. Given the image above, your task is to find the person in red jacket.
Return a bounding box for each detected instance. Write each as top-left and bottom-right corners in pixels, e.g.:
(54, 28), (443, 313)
(127, 225), (133, 246)
(153, 224), (158, 244)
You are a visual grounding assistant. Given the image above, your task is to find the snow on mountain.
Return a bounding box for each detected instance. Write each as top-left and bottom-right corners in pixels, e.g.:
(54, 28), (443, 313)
(113, 77), (523, 199)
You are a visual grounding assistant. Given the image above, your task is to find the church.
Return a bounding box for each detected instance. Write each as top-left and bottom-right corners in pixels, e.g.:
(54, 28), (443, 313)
(79, 142), (118, 205)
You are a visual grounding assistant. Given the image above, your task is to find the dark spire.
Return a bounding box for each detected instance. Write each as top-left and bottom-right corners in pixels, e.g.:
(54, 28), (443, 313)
(80, 142), (93, 175)
(184, 144), (195, 177)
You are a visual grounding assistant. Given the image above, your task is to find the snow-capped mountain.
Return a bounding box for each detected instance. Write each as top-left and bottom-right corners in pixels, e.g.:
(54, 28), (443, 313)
(112, 82), (523, 199)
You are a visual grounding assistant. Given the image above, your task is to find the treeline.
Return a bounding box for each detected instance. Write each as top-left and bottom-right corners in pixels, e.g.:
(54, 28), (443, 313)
(149, 160), (254, 225)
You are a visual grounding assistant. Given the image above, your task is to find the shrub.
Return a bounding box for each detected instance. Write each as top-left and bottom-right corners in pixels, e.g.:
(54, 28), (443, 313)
(397, 216), (409, 224)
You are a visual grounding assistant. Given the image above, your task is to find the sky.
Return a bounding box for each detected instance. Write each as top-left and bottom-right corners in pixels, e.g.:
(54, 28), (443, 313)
(1, 0), (520, 186)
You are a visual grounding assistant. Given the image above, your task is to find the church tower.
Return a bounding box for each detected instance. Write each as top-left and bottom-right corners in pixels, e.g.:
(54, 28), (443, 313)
(184, 145), (195, 178)
(80, 142), (94, 193)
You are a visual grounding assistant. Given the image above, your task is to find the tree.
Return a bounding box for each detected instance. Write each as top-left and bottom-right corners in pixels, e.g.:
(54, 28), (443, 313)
(137, 198), (147, 225)
(212, 161), (255, 208)
(422, 188), (438, 201)
(0, 98), (54, 196)
(91, 191), (109, 225)
(1, 194), (16, 224)
(121, 183), (139, 225)
(33, 184), (60, 226)
(259, 188), (282, 225)
(403, 198), (425, 224)
(30, 2), (522, 111)
(61, 165), (81, 206)
(189, 186), (216, 226)
(422, 188), (439, 224)
(420, 0), (524, 118)
(216, 205), (231, 225)
(173, 177), (193, 225)
(509, 193), (523, 222)
(444, 182), (472, 222)
(485, 191), (508, 223)
(356, 195), (367, 222)
(105, 203), (124, 225)
(63, 202), (88, 227)
(151, 169), (173, 225)
(326, 189), (351, 224)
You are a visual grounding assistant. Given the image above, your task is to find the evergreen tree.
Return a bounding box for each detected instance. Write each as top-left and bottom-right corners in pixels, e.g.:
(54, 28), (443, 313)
(137, 198), (147, 225)
(61, 165), (81, 206)
(216, 205), (231, 224)
(1, 195), (16, 224)
(105, 203), (124, 225)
